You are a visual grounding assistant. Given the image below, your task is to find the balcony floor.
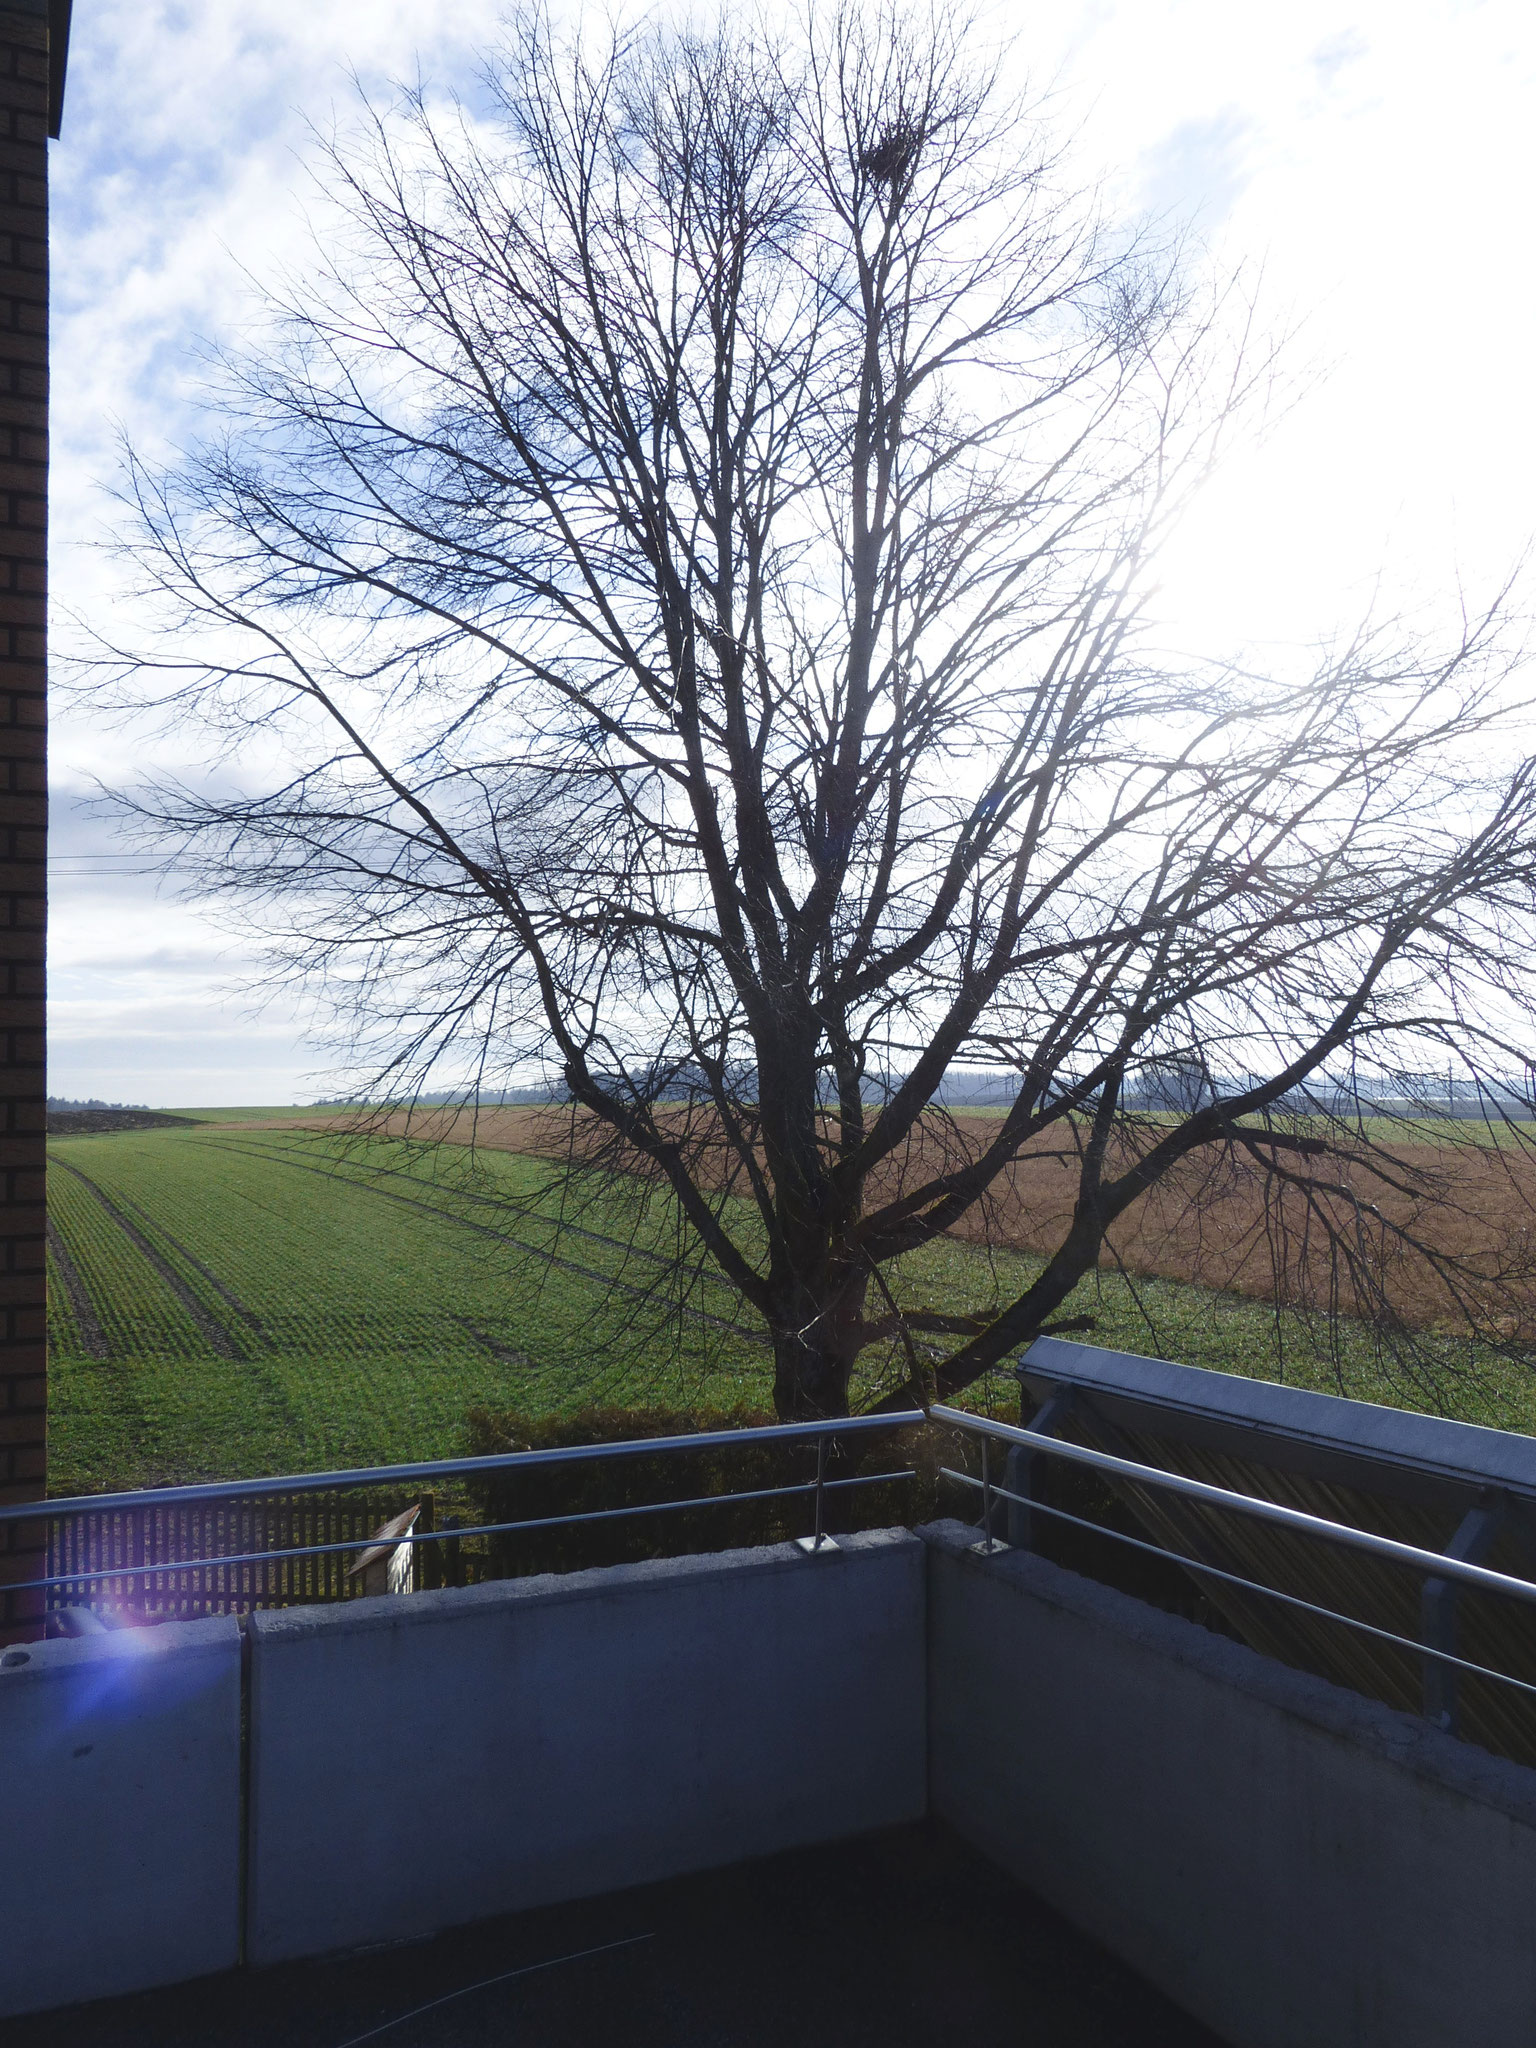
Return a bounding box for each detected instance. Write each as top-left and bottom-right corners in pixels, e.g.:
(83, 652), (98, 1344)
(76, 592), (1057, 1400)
(10, 1821), (1225, 2047)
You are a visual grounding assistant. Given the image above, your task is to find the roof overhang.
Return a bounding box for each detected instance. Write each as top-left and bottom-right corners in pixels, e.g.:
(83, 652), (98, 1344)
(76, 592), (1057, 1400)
(48, 0), (70, 138)
(10, 0), (73, 137)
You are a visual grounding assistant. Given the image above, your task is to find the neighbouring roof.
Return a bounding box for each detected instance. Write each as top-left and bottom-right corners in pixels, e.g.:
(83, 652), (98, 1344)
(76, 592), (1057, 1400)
(1020, 1335), (1536, 1510)
(1016, 1336), (1536, 1766)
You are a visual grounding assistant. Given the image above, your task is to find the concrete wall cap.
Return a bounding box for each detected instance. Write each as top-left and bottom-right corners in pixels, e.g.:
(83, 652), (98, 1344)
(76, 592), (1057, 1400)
(0, 1613), (240, 1680)
(247, 1525), (921, 1644)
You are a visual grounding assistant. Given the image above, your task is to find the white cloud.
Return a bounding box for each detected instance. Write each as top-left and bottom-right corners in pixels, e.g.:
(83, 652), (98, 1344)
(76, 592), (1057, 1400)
(1037, 1), (1536, 647)
(49, 0), (1536, 1099)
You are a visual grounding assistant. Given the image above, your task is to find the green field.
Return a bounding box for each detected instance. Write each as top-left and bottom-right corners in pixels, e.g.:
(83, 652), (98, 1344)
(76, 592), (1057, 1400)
(44, 1121), (1536, 1494)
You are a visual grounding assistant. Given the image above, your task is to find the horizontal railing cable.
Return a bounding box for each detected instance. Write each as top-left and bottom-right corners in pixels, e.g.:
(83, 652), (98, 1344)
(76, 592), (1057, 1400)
(940, 1466), (1536, 1707)
(18, 1469), (916, 1599)
(7, 1410), (926, 1528)
(931, 1404), (1536, 1610)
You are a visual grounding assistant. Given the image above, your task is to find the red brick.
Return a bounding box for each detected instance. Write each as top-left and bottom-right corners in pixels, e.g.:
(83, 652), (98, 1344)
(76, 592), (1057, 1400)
(0, 331), (45, 367)
(0, 1268), (44, 1307)
(0, 260), (46, 299)
(0, 26), (48, 1506)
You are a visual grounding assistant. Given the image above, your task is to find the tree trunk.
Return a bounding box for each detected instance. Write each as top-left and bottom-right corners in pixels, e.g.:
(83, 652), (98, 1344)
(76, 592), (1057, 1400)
(770, 1332), (852, 1421)
(769, 1266), (868, 1420)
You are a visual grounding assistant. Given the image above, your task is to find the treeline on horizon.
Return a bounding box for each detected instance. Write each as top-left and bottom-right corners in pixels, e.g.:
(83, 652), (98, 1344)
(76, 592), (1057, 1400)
(314, 1067), (1536, 1121)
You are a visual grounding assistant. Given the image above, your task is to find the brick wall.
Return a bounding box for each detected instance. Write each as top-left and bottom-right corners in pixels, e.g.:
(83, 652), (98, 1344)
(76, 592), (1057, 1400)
(0, 0), (57, 1644)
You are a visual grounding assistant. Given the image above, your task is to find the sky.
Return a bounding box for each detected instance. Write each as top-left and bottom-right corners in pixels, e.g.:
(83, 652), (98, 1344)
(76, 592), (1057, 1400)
(45, 0), (1536, 1106)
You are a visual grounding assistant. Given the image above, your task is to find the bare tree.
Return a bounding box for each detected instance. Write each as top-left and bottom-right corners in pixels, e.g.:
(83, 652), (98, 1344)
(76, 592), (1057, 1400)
(89, 5), (1536, 1420)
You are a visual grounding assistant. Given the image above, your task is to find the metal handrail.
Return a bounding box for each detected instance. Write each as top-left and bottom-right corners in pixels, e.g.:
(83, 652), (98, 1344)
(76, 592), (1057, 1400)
(20, 1410), (927, 1601)
(939, 1464), (1536, 1706)
(4, 1410), (925, 1527)
(15, 1470), (915, 1599)
(930, 1404), (1536, 1610)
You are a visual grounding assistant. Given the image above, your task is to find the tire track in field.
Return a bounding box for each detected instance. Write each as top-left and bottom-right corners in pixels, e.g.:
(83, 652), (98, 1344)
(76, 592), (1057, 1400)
(92, 1174), (266, 1337)
(451, 1315), (530, 1365)
(45, 1216), (109, 1360)
(48, 1155), (242, 1360)
(194, 1135), (771, 1349)
(195, 1133), (676, 1276)
(201, 1134), (765, 1345)
(214, 1132), (692, 1277)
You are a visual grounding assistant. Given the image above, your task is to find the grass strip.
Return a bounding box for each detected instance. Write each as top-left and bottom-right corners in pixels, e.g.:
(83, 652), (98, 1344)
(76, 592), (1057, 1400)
(49, 1155), (241, 1359)
(193, 1134), (769, 1346)
(45, 1217), (108, 1360)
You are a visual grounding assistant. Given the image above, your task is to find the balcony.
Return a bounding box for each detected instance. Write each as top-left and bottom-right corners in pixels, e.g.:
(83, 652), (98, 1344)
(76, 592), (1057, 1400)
(6, 1344), (1536, 2046)
(6, 1820), (1220, 2047)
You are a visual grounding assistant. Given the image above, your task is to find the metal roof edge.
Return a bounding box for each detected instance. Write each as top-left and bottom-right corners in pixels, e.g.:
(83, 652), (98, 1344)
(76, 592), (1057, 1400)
(1019, 1336), (1536, 1501)
(49, 0), (70, 139)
